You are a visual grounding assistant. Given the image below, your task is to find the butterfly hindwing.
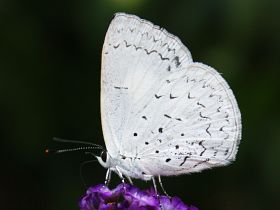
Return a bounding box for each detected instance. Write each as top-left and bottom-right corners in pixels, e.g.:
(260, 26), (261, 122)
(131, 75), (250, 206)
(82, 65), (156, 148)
(136, 63), (241, 175)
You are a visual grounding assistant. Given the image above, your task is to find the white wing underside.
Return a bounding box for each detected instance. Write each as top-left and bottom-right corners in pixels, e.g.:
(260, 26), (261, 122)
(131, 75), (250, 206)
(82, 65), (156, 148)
(101, 13), (241, 177)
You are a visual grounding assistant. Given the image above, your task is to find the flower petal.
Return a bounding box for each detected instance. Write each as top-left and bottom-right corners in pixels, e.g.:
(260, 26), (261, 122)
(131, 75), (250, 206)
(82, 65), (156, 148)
(79, 183), (198, 210)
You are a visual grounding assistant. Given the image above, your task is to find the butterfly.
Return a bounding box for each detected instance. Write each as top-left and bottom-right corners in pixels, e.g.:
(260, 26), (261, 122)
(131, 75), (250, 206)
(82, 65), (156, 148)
(65, 13), (241, 191)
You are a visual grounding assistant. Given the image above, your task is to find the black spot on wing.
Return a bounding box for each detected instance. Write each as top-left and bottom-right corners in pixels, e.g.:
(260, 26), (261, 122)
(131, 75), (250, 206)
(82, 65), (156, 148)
(206, 124), (211, 136)
(142, 116), (147, 120)
(164, 114), (171, 118)
(173, 56), (181, 67)
(153, 36), (159, 43)
(199, 140), (207, 156)
(224, 149), (229, 155)
(114, 86), (128, 90)
(144, 49), (157, 55)
(113, 44), (120, 49)
(179, 156), (190, 166)
(197, 102), (206, 108)
(209, 94), (223, 103)
(133, 45), (142, 51)
(219, 126), (229, 140)
(158, 53), (170, 61)
(165, 158), (171, 162)
(214, 150), (218, 157)
(199, 112), (211, 120)
(188, 92), (195, 99)
(193, 158), (210, 168)
(167, 65), (171, 71)
(167, 47), (176, 54)
(169, 94), (178, 99)
(124, 40), (131, 47)
(155, 94), (163, 99)
(159, 128), (163, 133)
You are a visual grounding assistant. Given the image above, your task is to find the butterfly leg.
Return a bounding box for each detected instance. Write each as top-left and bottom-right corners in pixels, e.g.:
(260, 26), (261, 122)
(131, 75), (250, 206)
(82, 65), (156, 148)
(152, 176), (162, 209)
(105, 168), (112, 186)
(125, 175), (133, 185)
(158, 175), (170, 197)
(115, 166), (126, 191)
(152, 176), (158, 195)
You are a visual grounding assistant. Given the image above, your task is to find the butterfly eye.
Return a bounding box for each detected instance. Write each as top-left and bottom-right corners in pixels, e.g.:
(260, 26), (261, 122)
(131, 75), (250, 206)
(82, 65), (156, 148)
(101, 150), (107, 163)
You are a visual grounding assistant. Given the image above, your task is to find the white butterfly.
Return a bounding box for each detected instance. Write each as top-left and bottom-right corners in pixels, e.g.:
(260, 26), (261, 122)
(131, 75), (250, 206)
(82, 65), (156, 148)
(96, 13), (242, 186)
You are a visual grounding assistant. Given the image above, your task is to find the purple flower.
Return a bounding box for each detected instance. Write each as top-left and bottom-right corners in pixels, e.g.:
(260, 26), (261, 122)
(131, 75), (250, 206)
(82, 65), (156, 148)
(79, 183), (198, 210)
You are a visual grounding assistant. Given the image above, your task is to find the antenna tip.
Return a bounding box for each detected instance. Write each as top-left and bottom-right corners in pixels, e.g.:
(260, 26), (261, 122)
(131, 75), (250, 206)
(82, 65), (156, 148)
(45, 148), (50, 155)
(45, 148), (56, 155)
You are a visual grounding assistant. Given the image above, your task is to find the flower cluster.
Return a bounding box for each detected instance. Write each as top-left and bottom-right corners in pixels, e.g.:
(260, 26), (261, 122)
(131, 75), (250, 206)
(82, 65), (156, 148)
(79, 183), (198, 210)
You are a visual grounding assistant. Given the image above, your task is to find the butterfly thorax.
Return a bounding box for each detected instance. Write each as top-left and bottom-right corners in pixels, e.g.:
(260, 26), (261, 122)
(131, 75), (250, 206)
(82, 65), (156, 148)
(101, 152), (153, 181)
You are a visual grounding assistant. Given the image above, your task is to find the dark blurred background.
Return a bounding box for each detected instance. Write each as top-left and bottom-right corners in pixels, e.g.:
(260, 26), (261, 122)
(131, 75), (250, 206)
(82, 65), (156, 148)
(1, 0), (280, 209)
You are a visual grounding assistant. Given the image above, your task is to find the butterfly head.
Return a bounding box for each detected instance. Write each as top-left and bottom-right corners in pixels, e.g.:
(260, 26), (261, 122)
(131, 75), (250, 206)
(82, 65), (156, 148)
(96, 150), (111, 169)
